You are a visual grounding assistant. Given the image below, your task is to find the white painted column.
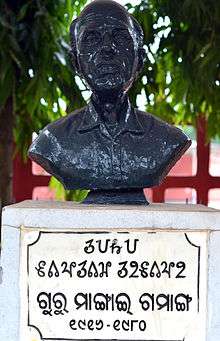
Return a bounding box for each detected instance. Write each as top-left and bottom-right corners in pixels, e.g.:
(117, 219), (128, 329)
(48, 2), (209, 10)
(207, 231), (220, 340)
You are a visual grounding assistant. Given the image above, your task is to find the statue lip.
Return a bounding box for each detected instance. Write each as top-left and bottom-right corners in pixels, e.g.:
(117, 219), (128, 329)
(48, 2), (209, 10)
(96, 62), (120, 75)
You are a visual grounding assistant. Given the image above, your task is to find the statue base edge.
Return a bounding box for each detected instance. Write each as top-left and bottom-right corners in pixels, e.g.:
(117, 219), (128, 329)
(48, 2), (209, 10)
(82, 188), (149, 205)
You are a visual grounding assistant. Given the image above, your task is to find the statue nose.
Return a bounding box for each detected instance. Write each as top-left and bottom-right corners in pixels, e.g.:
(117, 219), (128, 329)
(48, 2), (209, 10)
(101, 33), (116, 57)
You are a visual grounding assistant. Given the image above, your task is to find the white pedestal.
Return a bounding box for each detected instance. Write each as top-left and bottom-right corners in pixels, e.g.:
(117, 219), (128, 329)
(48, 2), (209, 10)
(0, 201), (220, 341)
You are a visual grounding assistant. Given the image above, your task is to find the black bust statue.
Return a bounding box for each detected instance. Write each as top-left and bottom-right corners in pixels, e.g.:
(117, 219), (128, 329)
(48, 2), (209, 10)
(29, 0), (191, 204)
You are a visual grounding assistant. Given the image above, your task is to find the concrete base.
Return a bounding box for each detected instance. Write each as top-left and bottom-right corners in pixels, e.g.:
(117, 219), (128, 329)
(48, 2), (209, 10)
(0, 201), (220, 341)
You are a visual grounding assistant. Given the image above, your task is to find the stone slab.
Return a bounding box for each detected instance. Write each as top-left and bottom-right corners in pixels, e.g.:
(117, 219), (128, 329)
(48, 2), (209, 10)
(1, 201), (220, 341)
(2, 200), (220, 230)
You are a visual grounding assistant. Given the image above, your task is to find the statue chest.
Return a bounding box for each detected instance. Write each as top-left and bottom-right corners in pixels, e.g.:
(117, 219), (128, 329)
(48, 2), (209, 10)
(54, 131), (175, 189)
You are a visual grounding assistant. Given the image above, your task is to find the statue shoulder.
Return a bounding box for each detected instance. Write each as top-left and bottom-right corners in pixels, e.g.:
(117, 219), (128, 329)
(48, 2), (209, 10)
(43, 107), (86, 137)
(136, 109), (190, 146)
(28, 107), (86, 179)
(135, 109), (191, 185)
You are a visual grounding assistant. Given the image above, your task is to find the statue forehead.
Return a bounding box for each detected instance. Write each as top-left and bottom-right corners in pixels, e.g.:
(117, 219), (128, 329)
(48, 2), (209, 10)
(79, 0), (130, 24)
(77, 15), (132, 32)
(71, 1), (140, 50)
(77, 0), (133, 30)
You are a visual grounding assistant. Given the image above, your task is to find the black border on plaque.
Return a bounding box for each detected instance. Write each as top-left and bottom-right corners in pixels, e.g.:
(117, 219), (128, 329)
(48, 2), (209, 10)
(26, 230), (201, 341)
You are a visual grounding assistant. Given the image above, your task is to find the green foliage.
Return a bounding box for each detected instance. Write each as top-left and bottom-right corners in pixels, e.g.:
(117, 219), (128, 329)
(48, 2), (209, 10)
(0, 0), (88, 201)
(49, 176), (89, 202)
(0, 0), (86, 159)
(128, 0), (220, 138)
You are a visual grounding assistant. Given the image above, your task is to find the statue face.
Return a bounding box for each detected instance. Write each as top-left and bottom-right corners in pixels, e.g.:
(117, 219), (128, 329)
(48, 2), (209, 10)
(76, 14), (138, 93)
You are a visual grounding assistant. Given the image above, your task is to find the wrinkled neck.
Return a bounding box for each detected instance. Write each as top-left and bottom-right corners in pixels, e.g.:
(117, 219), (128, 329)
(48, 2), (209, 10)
(91, 91), (130, 125)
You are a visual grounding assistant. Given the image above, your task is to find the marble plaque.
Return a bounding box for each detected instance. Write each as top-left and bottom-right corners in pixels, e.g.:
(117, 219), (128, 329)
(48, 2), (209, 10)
(20, 229), (208, 341)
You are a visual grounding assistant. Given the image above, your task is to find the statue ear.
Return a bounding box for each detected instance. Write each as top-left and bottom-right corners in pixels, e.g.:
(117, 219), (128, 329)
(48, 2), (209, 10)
(69, 19), (81, 74)
(69, 48), (80, 74)
(137, 47), (146, 74)
(131, 17), (146, 76)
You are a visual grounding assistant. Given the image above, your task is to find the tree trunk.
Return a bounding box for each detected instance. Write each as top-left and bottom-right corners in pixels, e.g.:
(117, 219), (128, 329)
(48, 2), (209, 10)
(0, 97), (14, 207)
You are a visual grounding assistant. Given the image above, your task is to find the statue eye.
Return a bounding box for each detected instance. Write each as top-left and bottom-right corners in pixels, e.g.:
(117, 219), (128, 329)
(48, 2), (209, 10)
(82, 31), (101, 45)
(113, 29), (132, 44)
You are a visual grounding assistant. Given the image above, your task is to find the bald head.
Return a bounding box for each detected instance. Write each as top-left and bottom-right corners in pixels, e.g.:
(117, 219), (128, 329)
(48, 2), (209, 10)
(70, 0), (145, 93)
(71, 1), (143, 48)
(79, 0), (132, 26)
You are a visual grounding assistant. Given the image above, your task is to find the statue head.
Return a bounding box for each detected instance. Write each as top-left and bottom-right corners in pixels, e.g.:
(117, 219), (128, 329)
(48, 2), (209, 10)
(70, 0), (145, 95)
